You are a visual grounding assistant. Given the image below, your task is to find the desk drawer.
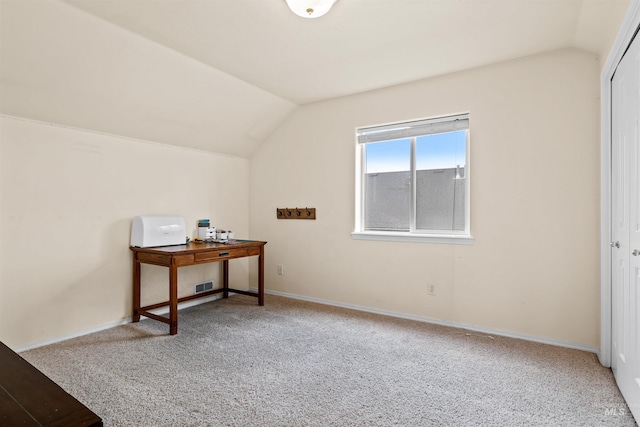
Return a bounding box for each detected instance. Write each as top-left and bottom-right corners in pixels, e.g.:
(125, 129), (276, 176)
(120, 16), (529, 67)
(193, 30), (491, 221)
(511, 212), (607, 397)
(173, 254), (195, 266)
(137, 252), (171, 266)
(195, 248), (248, 262)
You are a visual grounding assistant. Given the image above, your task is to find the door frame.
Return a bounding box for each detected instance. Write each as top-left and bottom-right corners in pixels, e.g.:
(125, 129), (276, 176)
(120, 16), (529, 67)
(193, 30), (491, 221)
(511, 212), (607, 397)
(600, 0), (640, 367)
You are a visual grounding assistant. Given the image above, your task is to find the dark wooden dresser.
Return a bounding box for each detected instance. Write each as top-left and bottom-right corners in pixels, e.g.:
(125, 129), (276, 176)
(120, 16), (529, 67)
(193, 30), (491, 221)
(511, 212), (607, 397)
(0, 341), (102, 426)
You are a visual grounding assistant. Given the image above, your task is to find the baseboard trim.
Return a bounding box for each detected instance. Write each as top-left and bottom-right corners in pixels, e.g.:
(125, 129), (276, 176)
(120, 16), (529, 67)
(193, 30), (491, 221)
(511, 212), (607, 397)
(14, 318), (131, 353)
(14, 294), (224, 353)
(16, 289), (597, 355)
(258, 288), (599, 354)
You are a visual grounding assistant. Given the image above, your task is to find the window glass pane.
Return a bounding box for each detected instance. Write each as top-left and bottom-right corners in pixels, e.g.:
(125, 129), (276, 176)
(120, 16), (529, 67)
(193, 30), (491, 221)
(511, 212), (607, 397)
(364, 139), (411, 231)
(416, 130), (466, 170)
(415, 131), (466, 231)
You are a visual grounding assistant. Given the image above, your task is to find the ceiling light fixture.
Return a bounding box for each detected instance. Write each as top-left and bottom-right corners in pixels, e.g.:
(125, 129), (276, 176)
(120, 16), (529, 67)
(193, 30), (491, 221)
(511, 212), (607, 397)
(285, 0), (338, 18)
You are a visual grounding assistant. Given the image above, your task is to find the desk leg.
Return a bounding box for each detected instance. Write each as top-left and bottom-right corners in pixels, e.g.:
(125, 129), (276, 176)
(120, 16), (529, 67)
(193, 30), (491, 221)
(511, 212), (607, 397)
(169, 263), (178, 335)
(223, 260), (229, 299)
(133, 255), (141, 323)
(258, 245), (264, 306)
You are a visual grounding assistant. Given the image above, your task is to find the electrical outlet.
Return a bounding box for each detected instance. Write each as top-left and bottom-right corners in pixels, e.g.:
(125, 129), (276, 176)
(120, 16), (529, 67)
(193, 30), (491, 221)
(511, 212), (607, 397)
(427, 283), (436, 296)
(277, 265), (284, 275)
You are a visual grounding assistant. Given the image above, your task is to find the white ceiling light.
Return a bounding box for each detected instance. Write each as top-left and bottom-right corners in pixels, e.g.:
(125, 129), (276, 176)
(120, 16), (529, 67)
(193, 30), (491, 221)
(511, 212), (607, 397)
(285, 0), (338, 19)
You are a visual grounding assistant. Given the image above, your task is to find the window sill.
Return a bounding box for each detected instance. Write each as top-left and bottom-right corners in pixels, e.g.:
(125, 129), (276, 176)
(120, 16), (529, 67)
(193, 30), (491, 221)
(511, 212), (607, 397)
(351, 231), (474, 245)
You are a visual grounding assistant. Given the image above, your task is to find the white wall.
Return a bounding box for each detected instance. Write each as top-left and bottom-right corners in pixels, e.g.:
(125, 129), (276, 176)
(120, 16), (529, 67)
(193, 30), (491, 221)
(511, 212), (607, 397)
(249, 48), (601, 349)
(0, 116), (250, 349)
(574, 0), (631, 68)
(0, 48), (603, 351)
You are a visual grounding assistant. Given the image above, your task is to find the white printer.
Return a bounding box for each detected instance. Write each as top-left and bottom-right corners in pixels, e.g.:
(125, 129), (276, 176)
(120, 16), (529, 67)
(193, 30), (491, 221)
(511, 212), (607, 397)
(130, 215), (187, 247)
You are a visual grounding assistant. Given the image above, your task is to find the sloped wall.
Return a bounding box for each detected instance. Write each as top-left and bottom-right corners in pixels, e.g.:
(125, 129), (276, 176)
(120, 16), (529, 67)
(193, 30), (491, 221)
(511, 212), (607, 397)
(0, 0), (296, 158)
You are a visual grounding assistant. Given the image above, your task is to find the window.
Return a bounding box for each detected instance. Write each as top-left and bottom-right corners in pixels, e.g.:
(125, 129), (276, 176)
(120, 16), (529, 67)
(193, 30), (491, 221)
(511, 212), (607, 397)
(353, 113), (473, 244)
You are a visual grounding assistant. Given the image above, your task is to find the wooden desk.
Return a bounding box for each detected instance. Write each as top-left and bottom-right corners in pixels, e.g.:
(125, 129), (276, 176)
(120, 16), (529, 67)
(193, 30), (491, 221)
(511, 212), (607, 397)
(130, 240), (266, 335)
(0, 342), (103, 427)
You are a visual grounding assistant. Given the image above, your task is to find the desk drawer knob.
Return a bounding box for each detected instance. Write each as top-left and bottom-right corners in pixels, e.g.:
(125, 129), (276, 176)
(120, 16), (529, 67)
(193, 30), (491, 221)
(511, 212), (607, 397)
(219, 252), (229, 257)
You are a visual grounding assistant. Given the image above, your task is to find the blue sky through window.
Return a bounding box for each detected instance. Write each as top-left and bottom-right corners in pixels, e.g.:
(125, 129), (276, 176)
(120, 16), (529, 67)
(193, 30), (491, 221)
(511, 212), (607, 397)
(365, 131), (466, 173)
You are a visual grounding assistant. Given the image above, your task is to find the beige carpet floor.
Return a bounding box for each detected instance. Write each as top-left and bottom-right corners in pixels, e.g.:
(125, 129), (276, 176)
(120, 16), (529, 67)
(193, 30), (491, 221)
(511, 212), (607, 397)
(20, 295), (637, 426)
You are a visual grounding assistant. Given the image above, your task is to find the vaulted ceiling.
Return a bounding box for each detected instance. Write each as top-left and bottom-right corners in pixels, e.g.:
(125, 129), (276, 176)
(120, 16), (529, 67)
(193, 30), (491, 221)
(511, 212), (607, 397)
(0, 0), (629, 157)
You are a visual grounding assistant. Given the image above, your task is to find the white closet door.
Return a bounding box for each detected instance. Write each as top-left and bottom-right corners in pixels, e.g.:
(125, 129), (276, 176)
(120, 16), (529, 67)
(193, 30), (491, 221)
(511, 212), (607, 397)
(612, 31), (640, 421)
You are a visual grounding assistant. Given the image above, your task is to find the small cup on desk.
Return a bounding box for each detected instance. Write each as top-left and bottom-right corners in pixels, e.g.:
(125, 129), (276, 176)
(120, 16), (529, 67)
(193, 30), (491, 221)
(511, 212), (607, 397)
(217, 230), (228, 240)
(205, 227), (216, 240)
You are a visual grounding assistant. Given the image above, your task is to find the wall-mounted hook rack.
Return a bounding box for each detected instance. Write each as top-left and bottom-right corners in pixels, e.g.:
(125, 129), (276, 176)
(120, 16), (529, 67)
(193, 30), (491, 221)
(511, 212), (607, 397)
(277, 207), (316, 220)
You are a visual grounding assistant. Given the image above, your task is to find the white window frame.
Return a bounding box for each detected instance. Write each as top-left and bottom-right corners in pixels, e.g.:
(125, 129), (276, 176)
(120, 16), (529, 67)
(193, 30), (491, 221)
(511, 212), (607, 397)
(352, 113), (474, 244)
